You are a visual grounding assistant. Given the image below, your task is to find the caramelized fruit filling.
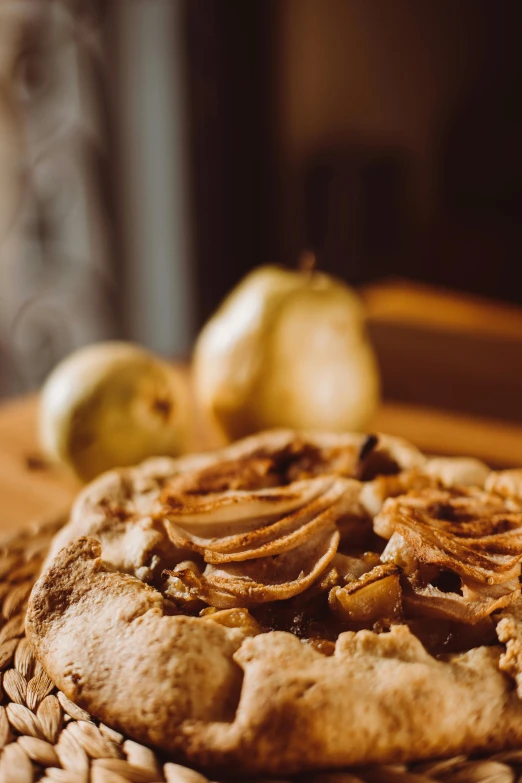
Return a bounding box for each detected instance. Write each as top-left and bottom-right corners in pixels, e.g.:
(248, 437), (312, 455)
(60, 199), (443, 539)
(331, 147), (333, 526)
(162, 435), (402, 503)
(158, 439), (522, 657)
(162, 549), (508, 656)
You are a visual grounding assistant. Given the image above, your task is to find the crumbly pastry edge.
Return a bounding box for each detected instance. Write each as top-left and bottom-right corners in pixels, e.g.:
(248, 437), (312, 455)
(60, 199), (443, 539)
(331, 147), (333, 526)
(26, 536), (522, 774)
(0, 515), (520, 782)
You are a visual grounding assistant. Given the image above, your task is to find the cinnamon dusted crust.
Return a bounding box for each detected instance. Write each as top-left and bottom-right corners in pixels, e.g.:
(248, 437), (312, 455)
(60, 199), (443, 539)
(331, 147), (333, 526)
(25, 429), (522, 774)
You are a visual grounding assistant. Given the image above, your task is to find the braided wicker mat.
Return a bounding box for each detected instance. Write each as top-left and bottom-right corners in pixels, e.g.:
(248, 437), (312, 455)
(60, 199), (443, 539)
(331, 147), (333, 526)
(0, 519), (521, 783)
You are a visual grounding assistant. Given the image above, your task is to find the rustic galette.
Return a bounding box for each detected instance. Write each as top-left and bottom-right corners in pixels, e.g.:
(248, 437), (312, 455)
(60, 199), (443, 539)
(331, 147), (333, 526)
(26, 430), (522, 774)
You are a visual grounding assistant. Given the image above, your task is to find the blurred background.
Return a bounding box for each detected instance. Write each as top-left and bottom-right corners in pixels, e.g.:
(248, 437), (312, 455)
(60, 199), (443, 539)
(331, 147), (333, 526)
(1, 0), (522, 420)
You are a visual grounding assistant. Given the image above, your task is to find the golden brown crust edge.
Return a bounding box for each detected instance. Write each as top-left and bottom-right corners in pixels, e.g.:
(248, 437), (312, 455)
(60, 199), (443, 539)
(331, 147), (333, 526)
(26, 538), (246, 747)
(26, 538), (522, 775)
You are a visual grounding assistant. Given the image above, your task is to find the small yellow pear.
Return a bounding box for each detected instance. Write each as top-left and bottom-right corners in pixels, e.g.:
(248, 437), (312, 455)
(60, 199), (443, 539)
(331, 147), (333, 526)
(193, 264), (380, 440)
(40, 342), (189, 482)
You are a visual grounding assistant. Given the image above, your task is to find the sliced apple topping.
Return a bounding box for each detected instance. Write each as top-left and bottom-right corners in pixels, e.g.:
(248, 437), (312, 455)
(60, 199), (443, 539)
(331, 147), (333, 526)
(331, 550), (382, 581)
(157, 435), (389, 612)
(329, 564), (402, 624)
(164, 527), (340, 609)
(376, 487), (522, 626)
(378, 488), (522, 583)
(402, 579), (520, 624)
(163, 476), (349, 563)
(200, 607), (263, 636)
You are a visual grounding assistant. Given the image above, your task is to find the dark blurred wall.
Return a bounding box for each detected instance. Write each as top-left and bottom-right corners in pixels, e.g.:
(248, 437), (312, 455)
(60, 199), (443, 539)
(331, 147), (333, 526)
(183, 0), (277, 326)
(272, 0), (522, 299)
(184, 0), (522, 320)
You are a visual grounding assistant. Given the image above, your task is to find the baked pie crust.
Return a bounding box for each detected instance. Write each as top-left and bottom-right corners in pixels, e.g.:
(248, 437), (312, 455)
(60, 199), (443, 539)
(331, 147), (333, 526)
(25, 430), (522, 774)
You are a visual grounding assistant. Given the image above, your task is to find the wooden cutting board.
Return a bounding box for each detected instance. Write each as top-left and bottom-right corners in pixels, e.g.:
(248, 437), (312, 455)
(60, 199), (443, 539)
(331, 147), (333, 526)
(3, 393), (522, 537)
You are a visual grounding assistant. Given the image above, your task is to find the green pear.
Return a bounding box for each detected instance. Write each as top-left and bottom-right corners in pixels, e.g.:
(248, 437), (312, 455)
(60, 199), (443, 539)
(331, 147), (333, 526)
(40, 342), (190, 482)
(193, 265), (380, 440)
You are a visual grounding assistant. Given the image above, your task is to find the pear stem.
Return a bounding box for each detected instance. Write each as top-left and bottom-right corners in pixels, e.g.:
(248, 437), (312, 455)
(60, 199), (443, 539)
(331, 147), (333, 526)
(298, 250), (317, 275)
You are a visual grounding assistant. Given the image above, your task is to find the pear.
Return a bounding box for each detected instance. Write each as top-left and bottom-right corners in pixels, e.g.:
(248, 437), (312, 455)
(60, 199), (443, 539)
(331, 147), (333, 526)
(40, 342), (190, 482)
(193, 264), (380, 441)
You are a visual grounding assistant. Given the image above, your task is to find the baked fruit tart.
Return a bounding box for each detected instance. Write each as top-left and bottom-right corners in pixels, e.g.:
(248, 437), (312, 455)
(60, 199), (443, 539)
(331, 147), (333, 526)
(25, 430), (522, 775)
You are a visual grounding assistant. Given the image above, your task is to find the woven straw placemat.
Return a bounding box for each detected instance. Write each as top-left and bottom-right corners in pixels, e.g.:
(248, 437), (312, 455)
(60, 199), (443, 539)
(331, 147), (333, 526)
(0, 517), (521, 783)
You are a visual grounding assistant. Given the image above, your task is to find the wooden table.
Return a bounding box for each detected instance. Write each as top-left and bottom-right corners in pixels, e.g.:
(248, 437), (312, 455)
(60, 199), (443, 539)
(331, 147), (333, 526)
(364, 280), (522, 424)
(3, 393), (522, 538)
